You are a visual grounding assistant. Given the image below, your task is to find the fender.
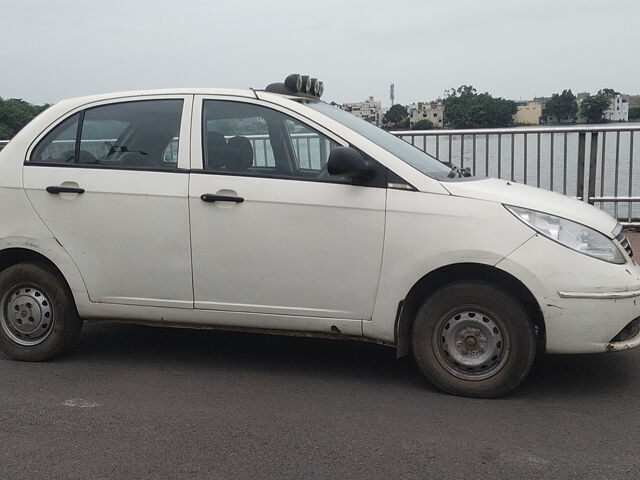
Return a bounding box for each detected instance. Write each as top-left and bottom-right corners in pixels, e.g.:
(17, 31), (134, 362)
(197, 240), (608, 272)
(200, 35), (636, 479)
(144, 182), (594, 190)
(0, 236), (91, 315)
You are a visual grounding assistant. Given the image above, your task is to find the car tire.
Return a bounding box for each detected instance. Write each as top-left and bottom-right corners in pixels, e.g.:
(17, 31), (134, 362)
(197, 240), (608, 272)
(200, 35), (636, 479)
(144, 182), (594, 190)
(411, 281), (536, 398)
(0, 263), (82, 361)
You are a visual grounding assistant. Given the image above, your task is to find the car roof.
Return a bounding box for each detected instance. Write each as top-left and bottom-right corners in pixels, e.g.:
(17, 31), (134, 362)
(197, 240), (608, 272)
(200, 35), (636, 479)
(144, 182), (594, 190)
(55, 88), (261, 109)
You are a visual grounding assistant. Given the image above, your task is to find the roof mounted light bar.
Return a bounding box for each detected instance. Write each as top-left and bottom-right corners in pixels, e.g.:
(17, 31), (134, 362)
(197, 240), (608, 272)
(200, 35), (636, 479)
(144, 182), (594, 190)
(265, 73), (324, 98)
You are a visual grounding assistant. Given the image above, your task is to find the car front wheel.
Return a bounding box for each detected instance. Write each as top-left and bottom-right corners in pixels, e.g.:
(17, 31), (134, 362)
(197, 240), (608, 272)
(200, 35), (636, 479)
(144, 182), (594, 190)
(411, 281), (536, 398)
(0, 263), (82, 361)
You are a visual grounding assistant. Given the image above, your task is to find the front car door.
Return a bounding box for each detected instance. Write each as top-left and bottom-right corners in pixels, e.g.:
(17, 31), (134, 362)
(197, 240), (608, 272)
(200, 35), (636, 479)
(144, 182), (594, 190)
(189, 96), (386, 327)
(23, 95), (194, 308)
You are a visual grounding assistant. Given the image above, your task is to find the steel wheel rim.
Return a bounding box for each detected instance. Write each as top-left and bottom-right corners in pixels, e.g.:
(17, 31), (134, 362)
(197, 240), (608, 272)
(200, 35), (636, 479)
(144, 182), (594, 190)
(0, 284), (55, 346)
(432, 308), (510, 381)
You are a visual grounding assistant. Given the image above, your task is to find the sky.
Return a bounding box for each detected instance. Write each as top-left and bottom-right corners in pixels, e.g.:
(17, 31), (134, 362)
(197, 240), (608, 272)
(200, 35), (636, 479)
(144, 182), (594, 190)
(1, 0), (638, 107)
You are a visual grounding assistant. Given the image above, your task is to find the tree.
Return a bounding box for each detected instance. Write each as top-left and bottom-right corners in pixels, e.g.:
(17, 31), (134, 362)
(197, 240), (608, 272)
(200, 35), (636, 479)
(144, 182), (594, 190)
(0, 97), (49, 139)
(443, 85), (516, 128)
(580, 93), (612, 123)
(629, 107), (640, 120)
(383, 104), (408, 128)
(542, 89), (578, 123)
(598, 88), (619, 98)
(412, 119), (433, 130)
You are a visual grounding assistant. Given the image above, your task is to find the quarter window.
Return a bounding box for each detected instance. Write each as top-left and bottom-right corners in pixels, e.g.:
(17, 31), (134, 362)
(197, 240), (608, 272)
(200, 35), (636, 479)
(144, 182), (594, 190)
(202, 100), (343, 182)
(30, 99), (183, 170)
(31, 114), (80, 163)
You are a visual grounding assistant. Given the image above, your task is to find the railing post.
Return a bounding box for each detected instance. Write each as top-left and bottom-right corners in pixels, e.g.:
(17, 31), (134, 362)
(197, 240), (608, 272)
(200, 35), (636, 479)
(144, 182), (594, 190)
(577, 132), (586, 201)
(587, 132), (599, 205)
(319, 138), (327, 165)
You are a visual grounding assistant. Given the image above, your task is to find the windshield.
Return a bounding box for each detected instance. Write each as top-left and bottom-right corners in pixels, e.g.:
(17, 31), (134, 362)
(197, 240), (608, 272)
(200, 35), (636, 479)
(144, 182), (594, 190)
(305, 101), (451, 178)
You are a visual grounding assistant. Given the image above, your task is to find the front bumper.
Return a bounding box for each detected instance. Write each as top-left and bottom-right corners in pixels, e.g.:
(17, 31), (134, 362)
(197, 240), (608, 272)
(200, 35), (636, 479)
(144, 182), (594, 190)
(497, 234), (640, 354)
(605, 317), (640, 351)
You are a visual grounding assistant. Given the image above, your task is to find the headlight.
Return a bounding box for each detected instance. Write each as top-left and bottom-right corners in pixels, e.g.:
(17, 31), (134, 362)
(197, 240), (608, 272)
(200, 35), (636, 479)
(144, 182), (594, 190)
(505, 205), (625, 264)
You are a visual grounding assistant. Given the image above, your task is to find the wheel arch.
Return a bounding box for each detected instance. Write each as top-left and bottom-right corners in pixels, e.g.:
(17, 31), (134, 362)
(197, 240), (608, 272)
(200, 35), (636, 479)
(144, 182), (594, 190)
(395, 262), (546, 358)
(0, 248), (76, 299)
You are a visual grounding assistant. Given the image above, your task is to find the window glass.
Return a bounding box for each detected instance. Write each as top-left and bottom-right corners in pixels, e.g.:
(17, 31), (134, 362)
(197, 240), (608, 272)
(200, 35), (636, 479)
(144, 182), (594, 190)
(284, 119), (338, 172)
(202, 100), (343, 182)
(31, 114), (80, 163)
(79, 100), (183, 169)
(306, 101), (451, 179)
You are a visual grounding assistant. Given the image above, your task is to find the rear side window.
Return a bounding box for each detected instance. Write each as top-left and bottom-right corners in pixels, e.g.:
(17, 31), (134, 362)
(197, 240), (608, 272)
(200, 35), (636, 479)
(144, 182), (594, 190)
(30, 99), (183, 170)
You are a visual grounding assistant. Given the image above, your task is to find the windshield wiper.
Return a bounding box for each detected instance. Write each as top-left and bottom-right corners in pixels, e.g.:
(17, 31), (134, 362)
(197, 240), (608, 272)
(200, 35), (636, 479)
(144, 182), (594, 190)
(447, 164), (472, 178)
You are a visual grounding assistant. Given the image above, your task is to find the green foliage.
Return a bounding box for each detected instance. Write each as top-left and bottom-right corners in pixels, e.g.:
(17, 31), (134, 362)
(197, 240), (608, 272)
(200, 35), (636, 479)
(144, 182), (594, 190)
(580, 94), (612, 123)
(629, 107), (640, 120)
(383, 104), (408, 128)
(0, 97), (49, 139)
(542, 89), (578, 123)
(598, 88), (619, 98)
(412, 119), (434, 130)
(443, 85), (516, 129)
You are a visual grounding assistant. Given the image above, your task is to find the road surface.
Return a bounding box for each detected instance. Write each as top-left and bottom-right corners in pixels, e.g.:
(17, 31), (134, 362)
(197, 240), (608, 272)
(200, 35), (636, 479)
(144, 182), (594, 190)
(1, 319), (639, 479)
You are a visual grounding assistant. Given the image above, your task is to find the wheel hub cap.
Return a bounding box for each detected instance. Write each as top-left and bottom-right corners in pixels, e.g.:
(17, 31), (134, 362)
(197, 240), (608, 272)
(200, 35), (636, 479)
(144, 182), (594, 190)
(2, 286), (53, 346)
(435, 310), (509, 380)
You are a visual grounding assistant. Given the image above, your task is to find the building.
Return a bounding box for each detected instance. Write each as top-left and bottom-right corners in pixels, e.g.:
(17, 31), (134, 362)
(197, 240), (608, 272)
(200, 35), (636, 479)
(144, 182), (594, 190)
(603, 94), (629, 122)
(340, 96), (384, 126)
(407, 100), (444, 128)
(514, 101), (542, 125)
(576, 92), (591, 102)
(623, 95), (640, 109)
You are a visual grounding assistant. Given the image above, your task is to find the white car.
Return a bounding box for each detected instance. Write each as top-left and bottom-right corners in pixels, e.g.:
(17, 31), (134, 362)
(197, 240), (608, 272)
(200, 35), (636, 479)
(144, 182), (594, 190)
(0, 74), (638, 397)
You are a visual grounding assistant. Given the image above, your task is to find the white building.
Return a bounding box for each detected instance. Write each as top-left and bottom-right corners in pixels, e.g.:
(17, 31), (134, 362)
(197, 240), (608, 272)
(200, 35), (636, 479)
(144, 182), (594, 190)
(603, 94), (629, 122)
(407, 101), (444, 128)
(340, 97), (384, 126)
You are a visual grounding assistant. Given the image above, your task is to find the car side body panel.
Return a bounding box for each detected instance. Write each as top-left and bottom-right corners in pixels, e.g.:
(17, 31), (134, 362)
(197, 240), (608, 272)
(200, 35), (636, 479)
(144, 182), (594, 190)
(365, 189), (536, 343)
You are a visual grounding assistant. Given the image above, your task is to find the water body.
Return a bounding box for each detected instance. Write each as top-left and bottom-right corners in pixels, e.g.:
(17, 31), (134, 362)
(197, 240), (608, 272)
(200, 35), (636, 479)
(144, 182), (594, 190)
(400, 123), (640, 221)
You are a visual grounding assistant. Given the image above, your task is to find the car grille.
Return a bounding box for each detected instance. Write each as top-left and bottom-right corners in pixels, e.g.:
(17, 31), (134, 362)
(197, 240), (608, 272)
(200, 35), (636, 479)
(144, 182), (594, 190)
(616, 231), (634, 258)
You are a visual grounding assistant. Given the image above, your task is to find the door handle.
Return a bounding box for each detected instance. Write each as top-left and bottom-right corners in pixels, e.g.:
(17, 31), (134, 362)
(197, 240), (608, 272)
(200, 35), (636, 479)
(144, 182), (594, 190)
(46, 186), (85, 194)
(200, 193), (244, 203)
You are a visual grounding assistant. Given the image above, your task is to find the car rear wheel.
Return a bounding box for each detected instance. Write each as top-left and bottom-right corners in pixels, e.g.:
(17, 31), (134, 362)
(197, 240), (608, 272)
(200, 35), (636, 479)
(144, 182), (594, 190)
(411, 281), (536, 398)
(0, 263), (82, 361)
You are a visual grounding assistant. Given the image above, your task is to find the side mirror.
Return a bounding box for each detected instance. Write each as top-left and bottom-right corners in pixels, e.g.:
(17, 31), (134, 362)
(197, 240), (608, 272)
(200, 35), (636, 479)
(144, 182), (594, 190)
(327, 147), (373, 178)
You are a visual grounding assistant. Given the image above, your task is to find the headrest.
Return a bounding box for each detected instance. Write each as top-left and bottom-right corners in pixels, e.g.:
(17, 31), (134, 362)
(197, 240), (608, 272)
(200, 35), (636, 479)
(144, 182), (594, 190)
(226, 136), (254, 170)
(206, 131), (227, 169)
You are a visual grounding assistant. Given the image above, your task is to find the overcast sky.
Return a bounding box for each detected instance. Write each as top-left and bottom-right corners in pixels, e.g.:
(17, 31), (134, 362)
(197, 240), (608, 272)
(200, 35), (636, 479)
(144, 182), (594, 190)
(2, 0), (638, 106)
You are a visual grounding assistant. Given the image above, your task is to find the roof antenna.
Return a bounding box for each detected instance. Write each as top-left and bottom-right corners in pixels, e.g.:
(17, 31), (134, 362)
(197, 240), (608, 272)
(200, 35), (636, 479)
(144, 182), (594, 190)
(249, 87), (259, 99)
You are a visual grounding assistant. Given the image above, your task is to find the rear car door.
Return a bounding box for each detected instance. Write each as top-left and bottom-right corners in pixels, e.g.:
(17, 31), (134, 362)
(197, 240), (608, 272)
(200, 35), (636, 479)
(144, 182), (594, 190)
(23, 95), (194, 308)
(189, 96), (386, 322)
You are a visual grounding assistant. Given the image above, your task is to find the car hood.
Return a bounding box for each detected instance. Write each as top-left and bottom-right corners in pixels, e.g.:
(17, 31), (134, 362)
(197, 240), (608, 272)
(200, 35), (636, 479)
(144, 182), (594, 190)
(442, 177), (618, 237)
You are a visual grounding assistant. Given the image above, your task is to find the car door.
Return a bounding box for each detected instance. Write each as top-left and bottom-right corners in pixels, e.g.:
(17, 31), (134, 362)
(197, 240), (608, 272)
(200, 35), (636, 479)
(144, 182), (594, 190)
(23, 95), (194, 308)
(189, 96), (386, 321)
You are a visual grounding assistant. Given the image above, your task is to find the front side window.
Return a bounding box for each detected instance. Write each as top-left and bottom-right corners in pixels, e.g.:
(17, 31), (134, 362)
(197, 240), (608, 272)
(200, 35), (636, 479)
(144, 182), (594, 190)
(31, 99), (183, 170)
(202, 100), (343, 181)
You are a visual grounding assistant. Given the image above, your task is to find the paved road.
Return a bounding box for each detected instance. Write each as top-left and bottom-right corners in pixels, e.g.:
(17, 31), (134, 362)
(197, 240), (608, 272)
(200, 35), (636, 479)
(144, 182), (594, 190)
(1, 321), (639, 480)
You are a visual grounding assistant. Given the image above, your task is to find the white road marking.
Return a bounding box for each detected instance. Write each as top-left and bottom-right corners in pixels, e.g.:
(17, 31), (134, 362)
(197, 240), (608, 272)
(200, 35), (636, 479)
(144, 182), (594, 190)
(62, 399), (100, 408)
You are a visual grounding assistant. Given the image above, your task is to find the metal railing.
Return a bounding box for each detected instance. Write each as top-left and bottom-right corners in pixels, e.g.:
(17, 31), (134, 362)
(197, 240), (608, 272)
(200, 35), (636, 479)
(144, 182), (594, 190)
(392, 125), (640, 227)
(245, 133), (330, 169)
